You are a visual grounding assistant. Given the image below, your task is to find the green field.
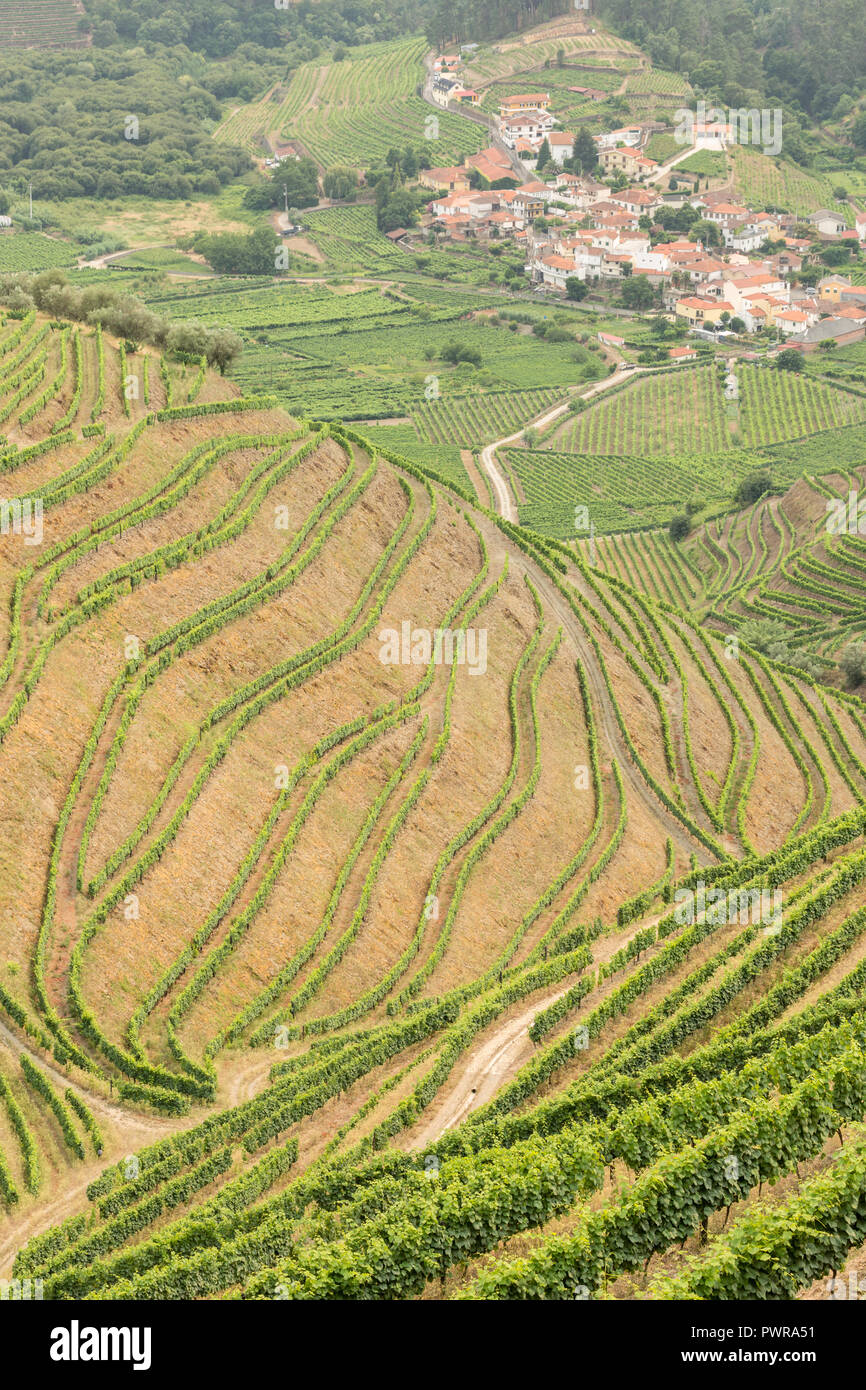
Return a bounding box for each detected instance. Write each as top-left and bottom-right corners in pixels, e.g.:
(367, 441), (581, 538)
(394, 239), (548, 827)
(731, 147), (855, 223)
(0, 233), (78, 271)
(0, 0), (86, 47)
(215, 39), (486, 170)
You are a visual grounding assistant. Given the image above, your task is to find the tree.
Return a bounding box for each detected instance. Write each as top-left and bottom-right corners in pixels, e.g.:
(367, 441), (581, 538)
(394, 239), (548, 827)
(536, 138), (552, 171)
(740, 618), (823, 679)
(776, 348), (805, 372)
(205, 328), (243, 375)
(669, 514), (691, 541)
(852, 110), (866, 151)
(323, 166), (358, 201)
(620, 276), (653, 310)
(735, 470), (772, 508)
(730, 317), (746, 334)
(166, 321), (209, 357)
(566, 277), (588, 301)
(377, 184), (418, 232)
(243, 157), (319, 211)
(571, 129), (597, 174)
(442, 339), (481, 367)
(840, 644), (866, 688)
(689, 217), (721, 248)
(195, 227), (281, 276)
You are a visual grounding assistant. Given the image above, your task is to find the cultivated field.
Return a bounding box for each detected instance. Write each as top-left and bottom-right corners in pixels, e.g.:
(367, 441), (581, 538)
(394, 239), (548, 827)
(1, 307), (866, 1301)
(214, 38), (486, 171)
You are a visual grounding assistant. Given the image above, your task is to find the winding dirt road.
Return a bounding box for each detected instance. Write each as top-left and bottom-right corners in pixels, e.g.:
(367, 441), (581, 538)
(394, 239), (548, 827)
(479, 366), (647, 521)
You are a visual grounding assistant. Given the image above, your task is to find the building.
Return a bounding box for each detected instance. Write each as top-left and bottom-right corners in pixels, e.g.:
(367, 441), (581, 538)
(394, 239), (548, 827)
(500, 110), (556, 148)
(807, 209), (847, 237)
(431, 75), (461, 107)
(596, 126), (643, 152)
(789, 316), (866, 351)
(537, 254), (577, 290)
(470, 155), (518, 185)
(722, 222), (767, 253)
(675, 295), (727, 328)
(499, 93), (551, 118)
(598, 147), (657, 179)
(548, 132), (576, 166)
(451, 87), (481, 106)
(419, 166), (471, 194)
(609, 187), (661, 217)
(817, 274), (853, 306)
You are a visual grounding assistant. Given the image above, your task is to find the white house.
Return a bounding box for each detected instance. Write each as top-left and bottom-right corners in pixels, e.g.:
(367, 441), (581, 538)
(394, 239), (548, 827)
(722, 222), (767, 253)
(548, 132), (575, 166)
(596, 125), (643, 152)
(807, 209), (846, 237)
(537, 254), (575, 289)
(431, 75), (461, 108)
(500, 110), (556, 148)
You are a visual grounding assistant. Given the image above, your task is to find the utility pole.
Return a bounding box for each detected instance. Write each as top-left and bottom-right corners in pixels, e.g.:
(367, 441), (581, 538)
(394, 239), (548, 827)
(28, 181), (32, 220)
(283, 184), (289, 218)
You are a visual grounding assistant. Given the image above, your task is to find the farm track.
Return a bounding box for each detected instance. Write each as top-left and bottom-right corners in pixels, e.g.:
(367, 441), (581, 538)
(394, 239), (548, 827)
(478, 367), (648, 523)
(408, 900), (673, 1147)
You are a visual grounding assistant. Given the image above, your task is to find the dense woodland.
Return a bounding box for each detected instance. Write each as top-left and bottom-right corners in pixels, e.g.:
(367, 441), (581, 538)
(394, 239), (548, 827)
(1, 0), (865, 205)
(429, 0), (866, 127)
(598, 0), (866, 122)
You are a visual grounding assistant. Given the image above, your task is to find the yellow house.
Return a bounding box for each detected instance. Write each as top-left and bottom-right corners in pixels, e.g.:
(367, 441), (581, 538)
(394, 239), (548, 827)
(818, 275), (851, 305)
(675, 296), (726, 328)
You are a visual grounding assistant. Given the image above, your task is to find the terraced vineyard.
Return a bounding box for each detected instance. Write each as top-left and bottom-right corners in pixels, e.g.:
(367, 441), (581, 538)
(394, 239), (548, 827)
(516, 365), (866, 536)
(1, 299), (866, 1308)
(0, 0), (88, 49)
(730, 147), (855, 225)
(462, 25), (640, 85)
(214, 39), (485, 170)
(0, 234), (78, 273)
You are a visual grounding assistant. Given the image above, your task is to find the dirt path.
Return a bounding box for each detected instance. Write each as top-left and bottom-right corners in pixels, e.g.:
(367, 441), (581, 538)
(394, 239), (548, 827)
(410, 988), (571, 1146)
(0, 1015), (203, 1277)
(408, 899), (675, 1148)
(79, 242), (168, 271)
(478, 366), (647, 525)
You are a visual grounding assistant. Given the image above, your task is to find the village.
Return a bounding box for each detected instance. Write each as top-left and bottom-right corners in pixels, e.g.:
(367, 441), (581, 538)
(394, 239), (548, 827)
(418, 60), (866, 354)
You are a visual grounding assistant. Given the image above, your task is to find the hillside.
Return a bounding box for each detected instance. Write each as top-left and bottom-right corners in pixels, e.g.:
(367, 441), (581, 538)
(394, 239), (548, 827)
(0, 306), (866, 1308)
(0, 0), (866, 1333)
(0, 0), (88, 49)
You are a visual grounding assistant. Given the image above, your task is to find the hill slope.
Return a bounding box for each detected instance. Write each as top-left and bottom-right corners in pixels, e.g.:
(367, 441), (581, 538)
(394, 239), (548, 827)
(0, 309), (866, 1300)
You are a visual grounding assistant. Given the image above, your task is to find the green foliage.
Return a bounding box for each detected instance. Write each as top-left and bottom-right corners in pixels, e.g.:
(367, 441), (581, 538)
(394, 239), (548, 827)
(777, 347), (805, 372)
(734, 468), (772, 507)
